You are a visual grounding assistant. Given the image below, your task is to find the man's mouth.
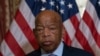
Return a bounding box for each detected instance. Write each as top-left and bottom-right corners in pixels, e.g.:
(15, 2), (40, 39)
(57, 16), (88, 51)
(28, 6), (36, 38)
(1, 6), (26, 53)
(42, 41), (53, 46)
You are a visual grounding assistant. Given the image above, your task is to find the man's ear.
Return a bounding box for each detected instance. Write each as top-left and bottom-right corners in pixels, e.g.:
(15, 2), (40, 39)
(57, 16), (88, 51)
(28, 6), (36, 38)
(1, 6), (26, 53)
(33, 29), (39, 41)
(62, 26), (66, 38)
(33, 29), (36, 36)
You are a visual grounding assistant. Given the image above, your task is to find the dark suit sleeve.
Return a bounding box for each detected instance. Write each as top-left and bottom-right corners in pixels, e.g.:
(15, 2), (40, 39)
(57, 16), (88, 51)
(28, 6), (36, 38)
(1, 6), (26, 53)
(63, 43), (93, 56)
(70, 48), (93, 56)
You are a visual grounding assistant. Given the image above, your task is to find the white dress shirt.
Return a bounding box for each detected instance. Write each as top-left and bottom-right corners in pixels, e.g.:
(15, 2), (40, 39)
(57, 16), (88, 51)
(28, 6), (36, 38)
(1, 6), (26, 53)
(41, 41), (64, 56)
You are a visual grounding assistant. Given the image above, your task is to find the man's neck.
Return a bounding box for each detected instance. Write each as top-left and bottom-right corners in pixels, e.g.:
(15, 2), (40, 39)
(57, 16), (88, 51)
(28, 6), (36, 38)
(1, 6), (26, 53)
(41, 41), (64, 56)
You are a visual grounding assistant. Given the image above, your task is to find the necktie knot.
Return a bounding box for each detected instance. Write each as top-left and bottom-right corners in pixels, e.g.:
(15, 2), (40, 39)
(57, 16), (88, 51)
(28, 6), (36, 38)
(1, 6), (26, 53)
(48, 54), (57, 56)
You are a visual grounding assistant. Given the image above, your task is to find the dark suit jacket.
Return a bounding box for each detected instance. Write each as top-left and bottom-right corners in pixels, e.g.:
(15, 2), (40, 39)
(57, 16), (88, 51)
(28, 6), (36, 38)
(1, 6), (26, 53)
(27, 43), (93, 56)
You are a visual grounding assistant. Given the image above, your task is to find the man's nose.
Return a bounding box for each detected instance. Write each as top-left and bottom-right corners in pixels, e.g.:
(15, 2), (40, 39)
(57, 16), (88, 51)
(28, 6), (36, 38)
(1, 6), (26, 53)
(44, 28), (50, 36)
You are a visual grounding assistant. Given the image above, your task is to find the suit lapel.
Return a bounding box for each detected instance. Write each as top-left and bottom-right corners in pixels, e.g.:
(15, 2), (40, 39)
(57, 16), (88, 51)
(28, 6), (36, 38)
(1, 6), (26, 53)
(27, 48), (41, 56)
(62, 43), (71, 56)
(35, 49), (41, 56)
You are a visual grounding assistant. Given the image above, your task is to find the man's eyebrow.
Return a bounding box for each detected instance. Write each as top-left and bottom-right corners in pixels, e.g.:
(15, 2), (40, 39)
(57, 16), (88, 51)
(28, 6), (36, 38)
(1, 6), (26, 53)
(36, 24), (42, 26)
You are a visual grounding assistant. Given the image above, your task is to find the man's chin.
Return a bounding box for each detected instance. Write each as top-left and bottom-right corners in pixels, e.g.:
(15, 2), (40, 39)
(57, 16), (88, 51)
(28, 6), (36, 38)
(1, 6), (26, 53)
(43, 49), (54, 53)
(42, 46), (55, 53)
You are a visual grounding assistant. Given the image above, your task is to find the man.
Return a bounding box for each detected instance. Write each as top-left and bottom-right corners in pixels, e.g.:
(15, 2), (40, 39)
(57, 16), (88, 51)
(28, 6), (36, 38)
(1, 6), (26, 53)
(27, 10), (93, 56)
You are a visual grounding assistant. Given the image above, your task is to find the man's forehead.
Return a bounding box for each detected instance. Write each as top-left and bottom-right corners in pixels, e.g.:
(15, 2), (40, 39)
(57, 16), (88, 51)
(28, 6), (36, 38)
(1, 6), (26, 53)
(36, 21), (59, 26)
(36, 10), (61, 21)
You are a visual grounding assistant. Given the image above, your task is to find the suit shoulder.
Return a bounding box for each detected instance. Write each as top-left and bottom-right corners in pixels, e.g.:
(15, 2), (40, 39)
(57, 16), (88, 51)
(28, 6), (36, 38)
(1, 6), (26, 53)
(26, 49), (41, 56)
(70, 47), (92, 56)
(63, 44), (93, 56)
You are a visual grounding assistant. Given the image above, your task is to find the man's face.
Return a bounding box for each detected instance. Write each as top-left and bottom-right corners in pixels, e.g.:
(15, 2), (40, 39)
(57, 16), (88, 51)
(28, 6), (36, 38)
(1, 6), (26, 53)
(35, 13), (63, 53)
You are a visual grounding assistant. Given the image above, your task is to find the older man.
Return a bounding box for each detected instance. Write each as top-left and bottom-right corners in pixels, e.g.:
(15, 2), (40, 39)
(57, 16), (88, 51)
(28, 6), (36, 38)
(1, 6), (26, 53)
(27, 10), (93, 56)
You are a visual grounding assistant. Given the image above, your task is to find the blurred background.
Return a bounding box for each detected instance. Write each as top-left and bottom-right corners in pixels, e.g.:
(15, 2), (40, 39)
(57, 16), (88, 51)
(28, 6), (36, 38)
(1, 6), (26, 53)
(0, 0), (87, 44)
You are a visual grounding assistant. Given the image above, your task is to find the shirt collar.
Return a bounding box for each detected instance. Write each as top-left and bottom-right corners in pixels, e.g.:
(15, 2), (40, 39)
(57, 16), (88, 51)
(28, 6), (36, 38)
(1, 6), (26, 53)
(41, 41), (64, 56)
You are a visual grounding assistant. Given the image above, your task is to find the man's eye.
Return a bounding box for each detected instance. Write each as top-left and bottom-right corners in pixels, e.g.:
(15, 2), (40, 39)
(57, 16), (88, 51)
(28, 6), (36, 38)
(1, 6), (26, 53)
(36, 28), (43, 31)
(49, 27), (56, 30)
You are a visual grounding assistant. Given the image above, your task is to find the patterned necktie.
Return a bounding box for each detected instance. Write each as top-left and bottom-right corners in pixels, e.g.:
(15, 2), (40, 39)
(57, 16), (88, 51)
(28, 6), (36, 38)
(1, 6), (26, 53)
(48, 54), (57, 56)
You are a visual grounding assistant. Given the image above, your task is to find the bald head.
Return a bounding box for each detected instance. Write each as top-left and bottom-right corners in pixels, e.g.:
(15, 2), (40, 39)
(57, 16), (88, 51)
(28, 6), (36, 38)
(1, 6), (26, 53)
(35, 10), (62, 25)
